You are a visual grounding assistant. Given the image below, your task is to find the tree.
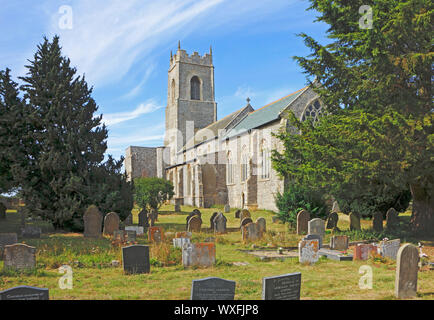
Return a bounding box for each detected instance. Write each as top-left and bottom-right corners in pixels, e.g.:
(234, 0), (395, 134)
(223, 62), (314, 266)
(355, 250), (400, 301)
(273, 0), (433, 234)
(12, 35), (133, 230)
(134, 177), (174, 212)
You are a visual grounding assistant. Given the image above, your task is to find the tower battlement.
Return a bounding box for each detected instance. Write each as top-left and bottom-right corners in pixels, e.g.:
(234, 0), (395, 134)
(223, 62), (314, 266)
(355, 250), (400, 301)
(170, 43), (213, 68)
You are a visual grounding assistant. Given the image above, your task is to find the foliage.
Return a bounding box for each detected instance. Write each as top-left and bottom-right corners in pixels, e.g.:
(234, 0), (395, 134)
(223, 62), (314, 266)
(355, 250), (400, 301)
(274, 183), (328, 227)
(273, 0), (433, 233)
(134, 177), (174, 212)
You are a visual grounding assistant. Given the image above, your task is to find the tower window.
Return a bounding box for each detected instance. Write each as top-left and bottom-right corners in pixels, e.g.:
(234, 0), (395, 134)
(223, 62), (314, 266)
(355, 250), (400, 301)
(190, 76), (201, 100)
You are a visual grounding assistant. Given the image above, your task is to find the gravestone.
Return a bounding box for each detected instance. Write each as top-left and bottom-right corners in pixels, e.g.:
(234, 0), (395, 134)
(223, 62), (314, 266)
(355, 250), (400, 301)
(0, 202), (6, 220)
(209, 212), (219, 230)
(379, 239), (401, 260)
(173, 237), (191, 249)
(213, 212), (227, 234)
(188, 215), (202, 233)
(148, 226), (164, 243)
(319, 248), (353, 261)
(103, 212), (120, 236)
(302, 234), (322, 248)
(353, 244), (378, 261)
(330, 235), (349, 251)
(124, 214), (133, 226)
(21, 226), (41, 239)
(191, 277), (236, 300)
(125, 226), (144, 236)
(298, 239), (319, 265)
(186, 210), (202, 228)
(234, 210), (241, 219)
(3, 243), (36, 270)
(349, 212), (361, 231)
(307, 218), (325, 244)
(83, 205), (103, 238)
(297, 210), (310, 235)
(395, 244), (419, 299)
(386, 208), (399, 230)
(182, 243), (216, 268)
(224, 204), (230, 213)
(373, 212), (383, 232)
(138, 209), (149, 229)
(256, 217), (266, 234)
(262, 272), (301, 300)
(0, 286), (49, 300)
(326, 212), (339, 229)
(240, 209), (251, 221)
(113, 230), (137, 243)
(331, 201), (340, 213)
(175, 231), (192, 239)
(240, 217), (253, 228)
(122, 245), (150, 274)
(242, 223), (261, 242)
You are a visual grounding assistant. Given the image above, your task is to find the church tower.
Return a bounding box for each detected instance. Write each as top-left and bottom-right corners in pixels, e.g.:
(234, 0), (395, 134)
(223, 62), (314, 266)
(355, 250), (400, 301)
(165, 42), (217, 162)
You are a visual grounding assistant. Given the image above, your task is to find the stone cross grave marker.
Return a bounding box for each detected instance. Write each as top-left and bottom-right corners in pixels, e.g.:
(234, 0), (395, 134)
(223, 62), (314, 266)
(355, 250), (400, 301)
(122, 245), (150, 274)
(213, 212), (227, 234)
(3, 243), (36, 270)
(83, 205), (102, 238)
(299, 239), (319, 265)
(330, 235), (349, 251)
(148, 226), (164, 243)
(0, 286), (49, 300)
(379, 239), (401, 260)
(103, 212), (119, 236)
(182, 243), (216, 268)
(191, 277), (236, 300)
(188, 215), (202, 233)
(395, 244), (419, 299)
(373, 212), (383, 232)
(349, 212), (361, 231)
(262, 272), (301, 300)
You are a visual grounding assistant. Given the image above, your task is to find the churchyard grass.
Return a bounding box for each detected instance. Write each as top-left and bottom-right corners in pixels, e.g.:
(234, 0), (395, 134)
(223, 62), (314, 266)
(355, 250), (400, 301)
(0, 206), (432, 300)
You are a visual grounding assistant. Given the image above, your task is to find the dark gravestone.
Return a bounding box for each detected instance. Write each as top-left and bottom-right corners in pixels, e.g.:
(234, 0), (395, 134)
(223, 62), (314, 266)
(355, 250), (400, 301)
(386, 208), (399, 230)
(234, 210), (241, 219)
(213, 212), (227, 234)
(0, 202), (6, 219)
(0, 286), (49, 300)
(349, 212), (361, 231)
(191, 277), (236, 300)
(326, 212), (339, 229)
(83, 205), (103, 238)
(138, 209), (149, 229)
(262, 272), (301, 300)
(373, 212), (383, 232)
(240, 217), (253, 229)
(209, 212), (219, 230)
(122, 245), (150, 274)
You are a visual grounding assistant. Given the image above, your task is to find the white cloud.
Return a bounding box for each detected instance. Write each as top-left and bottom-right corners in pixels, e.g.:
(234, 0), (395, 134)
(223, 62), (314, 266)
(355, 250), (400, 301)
(102, 100), (163, 126)
(108, 122), (165, 146)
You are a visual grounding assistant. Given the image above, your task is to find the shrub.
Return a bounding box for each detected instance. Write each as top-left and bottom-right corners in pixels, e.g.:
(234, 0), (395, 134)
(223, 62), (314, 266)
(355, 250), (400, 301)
(134, 177), (174, 212)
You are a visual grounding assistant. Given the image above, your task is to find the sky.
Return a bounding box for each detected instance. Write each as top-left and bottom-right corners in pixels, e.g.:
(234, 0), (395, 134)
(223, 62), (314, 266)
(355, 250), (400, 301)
(0, 0), (330, 162)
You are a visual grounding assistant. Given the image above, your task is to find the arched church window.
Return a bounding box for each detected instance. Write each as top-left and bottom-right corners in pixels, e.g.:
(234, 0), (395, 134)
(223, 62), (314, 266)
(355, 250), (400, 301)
(260, 140), (270, 179)
(171, 79), (176, 104)
(301, 99), (323, 123)
(227, 152), (234, 184)
(191, 76), (201, 100)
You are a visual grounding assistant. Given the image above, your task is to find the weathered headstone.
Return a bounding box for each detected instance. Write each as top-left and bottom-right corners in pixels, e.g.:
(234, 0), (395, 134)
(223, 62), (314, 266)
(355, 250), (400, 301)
(386, 208), (399, 230)
(373, 212), (383, 232)
(186, 210), (202, 228)
(330, 235), (349, 251)
(124, 213), (133, 226)
(21, 226), (41, 239)
(234, 210), (241, 219)
(262, 272), (301, 300)
(349, 212), (361, 231)
(331, 201), (340, 213)
(224, 204), (230, 213)
(125, 226), (144, 236)
(240, 209), (251, 221)
(191, 277), (236, 300)
(296, 210), (310, 235)
(0, 202), (6, 220)
(326, 212), (339, 229)
(353, 244), (378, 261)
(307, 218), (325, 244)
(182, 243), (216, 268)
(256, 217), (266, 234)
(122, 245), (150, 274)
(3, 243), (36, 270)
(138, 209), (149, 229)
(242, 222), (261, 242)
(213, 212), (227, 234)
(173, 237), (191, 249)
(395, 244), (419, 299)
(379, 239), (401, 260)
(148, 226), (164, 243)
(103, 212), (120, 236)
(209, 212), (219, 230)
(188, 215), (202, 233)
(240, 217), (253, 228)
(302, 234), (322, 248)
(0, 286), (49, 300)
(83, 205), (103, 238)
(298, 239), (319, 265)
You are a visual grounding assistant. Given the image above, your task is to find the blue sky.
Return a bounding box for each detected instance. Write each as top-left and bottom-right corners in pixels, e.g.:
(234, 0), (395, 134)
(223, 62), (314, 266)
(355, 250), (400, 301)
(0, 0), (329, 162)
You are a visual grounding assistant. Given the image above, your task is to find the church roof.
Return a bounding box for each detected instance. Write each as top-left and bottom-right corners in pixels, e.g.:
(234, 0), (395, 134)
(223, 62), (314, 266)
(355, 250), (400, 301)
(222, 86), (308, 140)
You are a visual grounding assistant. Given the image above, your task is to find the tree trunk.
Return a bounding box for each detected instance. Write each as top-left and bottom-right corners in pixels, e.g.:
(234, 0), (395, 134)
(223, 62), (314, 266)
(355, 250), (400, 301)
(410, 183), (434, 236)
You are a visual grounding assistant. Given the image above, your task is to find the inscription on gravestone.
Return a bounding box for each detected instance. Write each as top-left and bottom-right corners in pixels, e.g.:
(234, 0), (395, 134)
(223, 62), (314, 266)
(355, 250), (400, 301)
(262, 272), (301, 300)
(0, 286), (49, 300)
(191, 277), (236, 300)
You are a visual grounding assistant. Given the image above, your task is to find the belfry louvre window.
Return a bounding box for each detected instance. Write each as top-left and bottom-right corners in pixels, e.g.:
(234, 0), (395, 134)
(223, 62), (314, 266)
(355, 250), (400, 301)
(190, 76), (200, 100)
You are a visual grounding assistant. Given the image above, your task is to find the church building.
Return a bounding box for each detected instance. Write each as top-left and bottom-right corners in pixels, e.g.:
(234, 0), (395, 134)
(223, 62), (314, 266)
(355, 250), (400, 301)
(125, 44), (324, 212)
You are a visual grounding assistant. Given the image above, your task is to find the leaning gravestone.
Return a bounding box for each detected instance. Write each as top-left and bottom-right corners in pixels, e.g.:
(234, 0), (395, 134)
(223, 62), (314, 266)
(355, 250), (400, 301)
(0, 286), (49, 300)
(209, 212), (219, 230)
(187, 215), (202, 233)
(213, 213), (227, 234)
(122, 245), (150, 274)
(298, 239), (319, 265)
(148, 226), (164, 243)
(297, 210), (310, 235)
(395, 244), (419, 299)
(103, 212), (120, 236)
(308, 218), (325, 245)
(138, 209), (149, 229)
(3, 243), (36, 270)
(242, 222), (261, 242)
(224, 204), (230, 213)
(330, 235), (349, 251)
(379, 239), (401, 260)
(326, 212), (339, 229)
(240, 217), (253, 229)
(0, 202), (6, 220)
(349, 212), (361, 231)
(262, 272), (301, 300)
(191, 277), (236, 300)
(83, 205), (103, 238)
(182, 243), (216, 268)
(373, 212), (383, 232)
(256, 217), (266, 234)
(386, 208), (399, 230)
